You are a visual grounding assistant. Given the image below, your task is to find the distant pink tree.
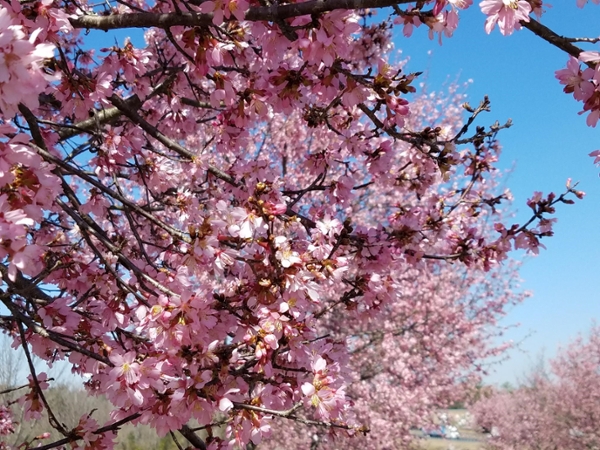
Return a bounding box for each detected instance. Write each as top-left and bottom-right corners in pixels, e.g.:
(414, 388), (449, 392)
(263, 260), (526, 449)
(255, 82), (530, 449)
(472, 325), (600, 450)
(0, 406), (15, 437)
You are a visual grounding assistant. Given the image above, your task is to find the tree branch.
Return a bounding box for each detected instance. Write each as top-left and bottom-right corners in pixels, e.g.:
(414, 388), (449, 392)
(69, 0), (415, 30)
(30, 413), (141, 450)
(109, 94), (239, 186)
(179, 424), (207, 450)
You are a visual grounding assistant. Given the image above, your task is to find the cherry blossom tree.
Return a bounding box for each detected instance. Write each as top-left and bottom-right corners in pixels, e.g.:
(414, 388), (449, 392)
(0, 0), (594, 448)
(471, 324), (600, 450)
(262, 260), (527, 449)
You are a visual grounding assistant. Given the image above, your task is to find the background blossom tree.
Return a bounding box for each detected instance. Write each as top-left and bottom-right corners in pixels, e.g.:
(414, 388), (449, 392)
(472, 324), (600, 450)
(0, 0), (595, 448)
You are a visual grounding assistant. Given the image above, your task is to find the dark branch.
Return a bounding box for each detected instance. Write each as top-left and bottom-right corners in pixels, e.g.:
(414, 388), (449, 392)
(70, 0), (415, 30)
(179, 425), (208, 450)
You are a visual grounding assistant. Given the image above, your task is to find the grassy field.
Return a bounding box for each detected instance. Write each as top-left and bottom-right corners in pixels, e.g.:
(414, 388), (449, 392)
(418, 439), (484, 450)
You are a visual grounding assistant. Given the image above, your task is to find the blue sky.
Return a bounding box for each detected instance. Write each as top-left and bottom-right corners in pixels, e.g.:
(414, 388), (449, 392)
(391, 3), (600, 384)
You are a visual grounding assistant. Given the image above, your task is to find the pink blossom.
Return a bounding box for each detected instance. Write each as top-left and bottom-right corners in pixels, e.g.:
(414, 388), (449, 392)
(274, 236), (302, 268)
(480, 0), (532, 35)
(395, 14), (422, 37)
(555, 56), (596, 101)
(0, 405), (14, 436)
(199, 0), (249, 25)
(0, 6), (55, 115)
(109, 351), (141, 385)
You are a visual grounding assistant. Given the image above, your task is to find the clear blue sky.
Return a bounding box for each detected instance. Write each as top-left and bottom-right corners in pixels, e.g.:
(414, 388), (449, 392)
(390, 3), (600, 384)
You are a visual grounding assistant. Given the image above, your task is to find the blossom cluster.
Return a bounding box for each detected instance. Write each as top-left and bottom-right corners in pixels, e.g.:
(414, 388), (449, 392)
(0, 3), (59, 115)
(0, 124), (60, 282)
(472, 325), (600, 450)
(556, 52), (600, 127)
(0, 405), (14, 436)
